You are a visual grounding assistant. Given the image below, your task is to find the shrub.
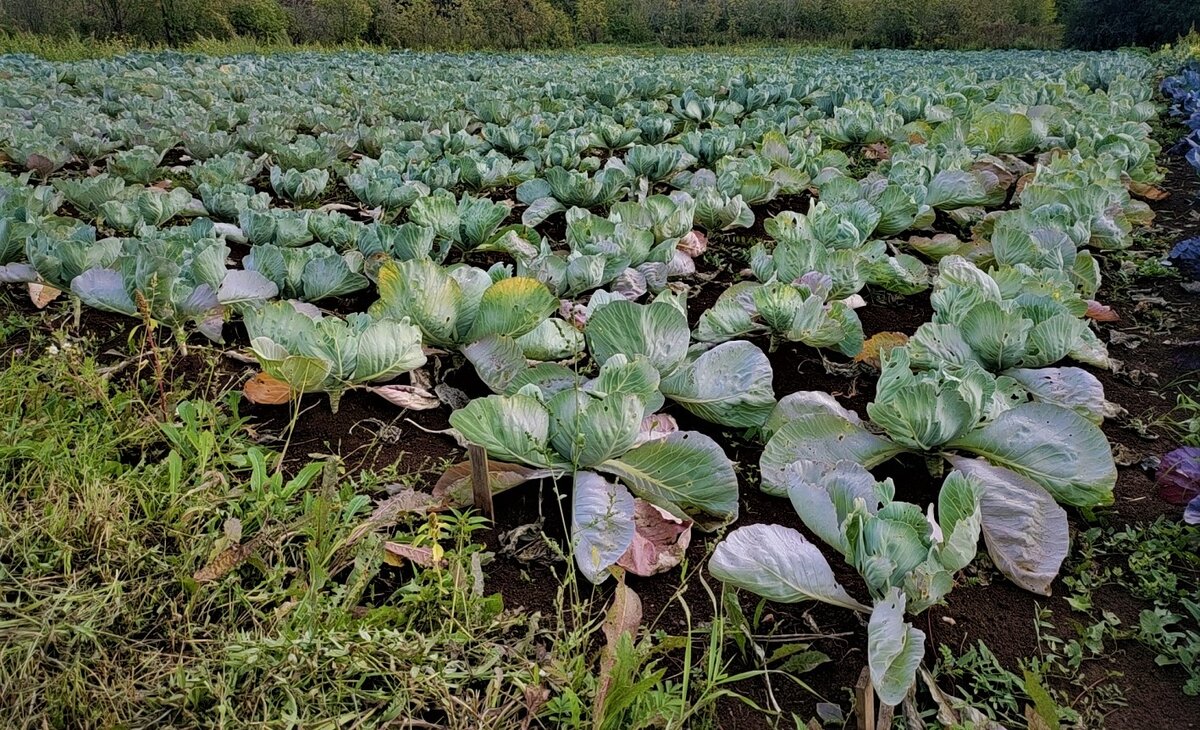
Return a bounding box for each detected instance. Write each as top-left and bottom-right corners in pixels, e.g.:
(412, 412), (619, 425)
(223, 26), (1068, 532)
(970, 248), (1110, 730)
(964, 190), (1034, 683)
(227, 0), (289, 40)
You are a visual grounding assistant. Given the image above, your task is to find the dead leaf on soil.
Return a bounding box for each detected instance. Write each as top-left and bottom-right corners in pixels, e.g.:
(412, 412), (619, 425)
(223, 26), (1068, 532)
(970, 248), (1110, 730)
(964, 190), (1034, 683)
(27, 282), (62, 309)
(863, 142), (891, 160)
(344, 488), (440, 548)
(854, 331), (909, 369)
(1085, 300), (1119, 322)
(434, 383), (470, 410)
(25, 153), (56, 177)
(595, 575), (642, 722)
(194, 530), (267, 583)
(368, 384), (440, 410)
(382, 541), (438, 568)
(616, 500), (692, 577)
(432, 461), (554, 508)
(1108, 330), (1143, 350)
(1113, 442), (1142, 467)
(243, 371), (292, 405)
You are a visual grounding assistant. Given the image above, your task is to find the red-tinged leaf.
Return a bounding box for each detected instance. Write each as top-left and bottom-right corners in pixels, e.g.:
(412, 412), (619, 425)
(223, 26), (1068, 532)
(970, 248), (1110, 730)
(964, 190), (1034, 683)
(677, 230), (708, 257)
(368, 384), (440, 410)
(25, 153), (56, 177)
(617, 499), (692, 576)
(1156, 447), (1200, 505)
(382, 541), (437, 568)
(633, 414), (678, 447)
(243, 371), (292, 404)
(1085, 300), (1119, 322)
(432, 460), (553, 508)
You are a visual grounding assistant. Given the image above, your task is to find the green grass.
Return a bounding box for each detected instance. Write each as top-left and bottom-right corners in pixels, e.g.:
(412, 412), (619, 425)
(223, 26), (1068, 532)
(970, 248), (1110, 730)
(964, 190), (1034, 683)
(0, 30), (387, 61)
(0, 310), (784, 729)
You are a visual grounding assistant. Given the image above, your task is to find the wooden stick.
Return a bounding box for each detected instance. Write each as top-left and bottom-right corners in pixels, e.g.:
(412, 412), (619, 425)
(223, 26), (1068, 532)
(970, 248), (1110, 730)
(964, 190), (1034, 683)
(855, 666), (875, 730)
(468, 443), (494, 521)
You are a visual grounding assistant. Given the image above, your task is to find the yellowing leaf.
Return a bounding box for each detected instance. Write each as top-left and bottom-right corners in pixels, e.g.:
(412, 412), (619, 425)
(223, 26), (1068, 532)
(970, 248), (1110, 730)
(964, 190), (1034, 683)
(854, 331), (909, 369)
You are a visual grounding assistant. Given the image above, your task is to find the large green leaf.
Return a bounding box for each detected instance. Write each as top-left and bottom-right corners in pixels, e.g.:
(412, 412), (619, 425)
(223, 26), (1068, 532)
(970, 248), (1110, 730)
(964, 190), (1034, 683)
(571, 471), (637, 584)
(947, 456), (1068, 595)
(463, 334), (528, 394)
(660, 341), (775, 428)
(947, 402), (1115, 507)
(867, 588), (925, 707)
(1005, 366), (1107, 424)
(585, 299), (690, 376)
(466, 276), (557, 341)
(448, 393), (566, 469)
(372, 258), (462, 347)
(709, 524), (869, 611)
(599, 431), (738, 531)
(548, 390), (643, 469)
(760, 413), (905, 496)
(352, 318), (427, 384)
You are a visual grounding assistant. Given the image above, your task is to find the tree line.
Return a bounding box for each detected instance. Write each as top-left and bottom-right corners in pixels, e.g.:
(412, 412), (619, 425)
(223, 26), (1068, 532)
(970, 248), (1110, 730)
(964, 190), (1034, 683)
(0, 0), (1196, 51)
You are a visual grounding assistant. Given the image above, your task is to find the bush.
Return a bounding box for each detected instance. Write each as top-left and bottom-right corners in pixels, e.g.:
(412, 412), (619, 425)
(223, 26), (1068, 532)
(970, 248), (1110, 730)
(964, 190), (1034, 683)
(227, 0), (289, 40)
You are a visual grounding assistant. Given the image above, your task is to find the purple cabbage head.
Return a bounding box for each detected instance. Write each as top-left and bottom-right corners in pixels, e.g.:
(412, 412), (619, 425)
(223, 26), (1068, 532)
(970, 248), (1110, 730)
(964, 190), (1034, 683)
(1156, 447), (1200, 525)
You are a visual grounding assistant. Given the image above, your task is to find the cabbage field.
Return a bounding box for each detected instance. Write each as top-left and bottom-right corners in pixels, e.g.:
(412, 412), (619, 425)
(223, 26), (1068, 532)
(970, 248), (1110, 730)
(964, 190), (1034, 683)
(2, 49), (1199, 728)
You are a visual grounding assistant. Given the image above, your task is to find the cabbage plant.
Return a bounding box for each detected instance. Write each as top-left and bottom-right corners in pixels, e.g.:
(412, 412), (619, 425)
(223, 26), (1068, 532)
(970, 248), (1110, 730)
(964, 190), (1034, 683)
(71, 233), (277, 345)
(244, 243), (368, 302)
(694, 274), (864, 356)
(760, 347), (1113, 598)
(407, 189), (510, 252)
(369, 257), (572, 389)
(244, 301), (426, 413)
(583, 294), (777, 428)
(907, 256), (1110, 370)
(269, 166), (329, 206)
(516, 166), (632, 226)
(710, 466), (984, 705)
(98, 187), (195, 234)
(449, 381), (739, 583)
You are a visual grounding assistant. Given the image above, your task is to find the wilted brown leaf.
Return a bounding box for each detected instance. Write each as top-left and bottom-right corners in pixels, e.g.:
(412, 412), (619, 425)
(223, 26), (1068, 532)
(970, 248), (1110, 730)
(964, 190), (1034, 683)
(243, 371), (292, 405)
(1085, 300), (1119, 322)
(863, 142), (891, 160)
(854, 331), (909, 369)
(1125, 177), (1168, 201)
(382, 541), (437, 568)
(432, 461), (553, 508)
(194, 530), (266, 583)
(1015, 172), (1036, 197)
(595, 575), (642, 721)
(27, 283), (62, 309)
(25, 153), (56, 178)
(368, 384), (440, 410)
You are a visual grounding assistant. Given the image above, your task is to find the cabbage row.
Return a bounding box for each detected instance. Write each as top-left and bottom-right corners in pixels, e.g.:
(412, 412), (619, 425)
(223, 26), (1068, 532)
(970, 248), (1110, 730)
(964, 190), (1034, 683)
(0, 48), (1171, 705)
(1162, 63), (1200, 173)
